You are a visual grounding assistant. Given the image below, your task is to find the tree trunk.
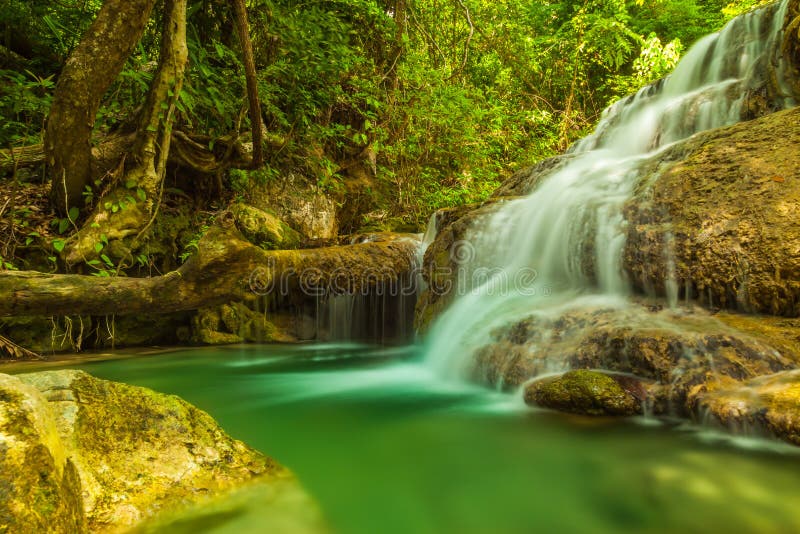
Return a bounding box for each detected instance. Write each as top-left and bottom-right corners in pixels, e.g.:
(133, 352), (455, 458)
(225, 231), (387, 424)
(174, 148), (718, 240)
(0, 227), (419, 317)
(64, 0), (189, 265)
(45, 0), (158, 215)
(232, 0), (264, 168)
(129, 0), (189, 202)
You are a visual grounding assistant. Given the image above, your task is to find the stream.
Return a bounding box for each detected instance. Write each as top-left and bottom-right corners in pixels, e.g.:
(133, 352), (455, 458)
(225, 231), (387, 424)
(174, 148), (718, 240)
(16, 343), (800, 533)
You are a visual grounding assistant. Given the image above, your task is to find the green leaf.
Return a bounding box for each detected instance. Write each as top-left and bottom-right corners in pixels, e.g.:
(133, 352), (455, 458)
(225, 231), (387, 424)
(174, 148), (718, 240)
(136, 188), (147, 201)
(68, 206), (79, 221)
(58, 219), (69, 234)
(94, 242), (104, 253)
(52, 239), (66, 252)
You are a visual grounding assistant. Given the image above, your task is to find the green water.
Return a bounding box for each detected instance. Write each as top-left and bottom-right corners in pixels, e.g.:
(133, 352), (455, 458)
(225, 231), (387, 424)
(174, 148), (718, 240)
(23, 343), (800, 533)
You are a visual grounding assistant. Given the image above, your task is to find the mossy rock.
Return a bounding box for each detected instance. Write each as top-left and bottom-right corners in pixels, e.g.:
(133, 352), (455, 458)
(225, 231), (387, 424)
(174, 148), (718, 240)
(1, 370), (290, 532)
(524, 370), (643, 416)
(230, 203), (302, 249)
(191, 304), (295, 345)
(0, 374), (86, 533)
(690, 370), (800, 447)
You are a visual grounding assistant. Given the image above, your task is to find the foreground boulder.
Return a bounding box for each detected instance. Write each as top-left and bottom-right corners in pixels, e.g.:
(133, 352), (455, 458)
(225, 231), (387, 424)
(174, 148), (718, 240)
(0, 370), (313, 533)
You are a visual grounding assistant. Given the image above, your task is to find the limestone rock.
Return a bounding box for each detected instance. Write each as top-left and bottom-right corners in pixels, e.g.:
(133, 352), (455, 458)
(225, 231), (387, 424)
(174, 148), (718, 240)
(247, 176), (338, 240)
(1, 370), (284, 533)
(524, 370), (644, 416)
(690, 370), (800, 446)
(415, 199), (515, 333)
(623, 106), (800, 316)
(231, 203), (302, 249)
(472, 303), (798, 416)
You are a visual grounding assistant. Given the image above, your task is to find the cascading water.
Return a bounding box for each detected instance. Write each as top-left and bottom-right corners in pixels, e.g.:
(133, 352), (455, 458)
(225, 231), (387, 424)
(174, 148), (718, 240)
(422, 0), (797, 379)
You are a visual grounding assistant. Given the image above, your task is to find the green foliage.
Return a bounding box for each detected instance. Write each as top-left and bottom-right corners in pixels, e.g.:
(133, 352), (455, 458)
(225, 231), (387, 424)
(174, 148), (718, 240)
(179, 224), (209, 264)
(721, 0), (774, 19)
(0, 69), (53, 147)
(0, 0), (746, 232)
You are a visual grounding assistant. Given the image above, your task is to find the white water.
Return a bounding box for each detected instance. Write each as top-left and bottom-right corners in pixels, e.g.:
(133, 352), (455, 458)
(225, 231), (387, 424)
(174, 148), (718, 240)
(422, 0), (796, 379)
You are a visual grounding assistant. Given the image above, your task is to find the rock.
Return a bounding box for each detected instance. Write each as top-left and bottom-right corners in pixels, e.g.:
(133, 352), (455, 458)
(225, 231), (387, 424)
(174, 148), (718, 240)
(491, 153), (577, 197)
(247, 176), (338, 240)
(192, 302), (297, 344)
(623, 106), (800, 316)
(472, 302), (798, 416)
(689, 370), (800, 446)
(1, 370), (291, 533)
(0, 374), (86, 533)
(415, 199), (516, 333)
(230, 203), (302, 250)
(524, 370), (644, 416)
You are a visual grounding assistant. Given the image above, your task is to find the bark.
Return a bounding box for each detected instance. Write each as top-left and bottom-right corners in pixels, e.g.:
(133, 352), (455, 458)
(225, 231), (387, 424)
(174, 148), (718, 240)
(0, 226), (419, 318)
(232, 0), (264, 168)
(0, 144), (45, 175)
(129, 0), (189, 202)
(64, 0), (189, 265)
(45, 0), (158, 214)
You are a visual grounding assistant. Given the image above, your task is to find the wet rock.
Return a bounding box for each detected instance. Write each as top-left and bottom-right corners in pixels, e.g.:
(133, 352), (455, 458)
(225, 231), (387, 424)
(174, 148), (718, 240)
(472, 303), (798, 416)
(524, 370), (644, 416)
(623, 106), (800, 316)
(690, 370), (800, 446)
(414, 199), (516, 333)
(0, 370), (290, 532)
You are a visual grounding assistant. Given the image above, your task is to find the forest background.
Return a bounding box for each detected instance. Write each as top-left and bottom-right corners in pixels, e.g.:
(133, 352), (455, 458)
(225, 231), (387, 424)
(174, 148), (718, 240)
(0, 0), (768, 273)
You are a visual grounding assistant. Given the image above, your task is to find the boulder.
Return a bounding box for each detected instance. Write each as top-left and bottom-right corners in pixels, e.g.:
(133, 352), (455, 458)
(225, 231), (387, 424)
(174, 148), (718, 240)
(230, 203), (303, 250)
(247, 175), (338, 240)
(0, 374), (86, 533)
(689, 370), (800, 446)
(0, 370), (294, 532)
(524, 370), (645, 416)
(623, 106), (800, 316)
(472, 303), (798, 416)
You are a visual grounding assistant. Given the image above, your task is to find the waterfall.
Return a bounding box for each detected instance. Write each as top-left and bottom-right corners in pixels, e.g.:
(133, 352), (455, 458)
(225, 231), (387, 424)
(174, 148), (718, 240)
(423, 0), (796, 378)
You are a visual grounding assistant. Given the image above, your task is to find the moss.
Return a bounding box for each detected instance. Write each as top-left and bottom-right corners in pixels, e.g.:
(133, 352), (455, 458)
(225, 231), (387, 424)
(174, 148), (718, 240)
(0, 375), (86, 533)
(524, 370), (643, 416)
(623, 106), (800, 316)
(230, 203), (302, 249)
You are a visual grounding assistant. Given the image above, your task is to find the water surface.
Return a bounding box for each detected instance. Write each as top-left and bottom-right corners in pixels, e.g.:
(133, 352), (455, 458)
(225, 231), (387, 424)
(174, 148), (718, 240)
(19, 343), (800, 534)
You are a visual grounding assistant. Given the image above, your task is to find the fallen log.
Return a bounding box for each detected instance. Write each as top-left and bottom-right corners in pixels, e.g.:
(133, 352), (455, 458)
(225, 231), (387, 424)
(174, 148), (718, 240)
(0, 223), (419, 318)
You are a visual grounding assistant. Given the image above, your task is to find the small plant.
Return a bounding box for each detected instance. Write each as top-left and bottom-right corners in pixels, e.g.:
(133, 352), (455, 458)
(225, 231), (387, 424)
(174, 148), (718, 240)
(179, 224), (209, 263)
